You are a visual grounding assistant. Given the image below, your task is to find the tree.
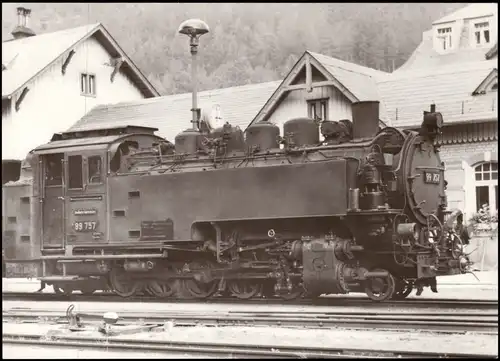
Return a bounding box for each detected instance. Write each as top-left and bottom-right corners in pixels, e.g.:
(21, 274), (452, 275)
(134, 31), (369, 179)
(1, 3), (469, 94)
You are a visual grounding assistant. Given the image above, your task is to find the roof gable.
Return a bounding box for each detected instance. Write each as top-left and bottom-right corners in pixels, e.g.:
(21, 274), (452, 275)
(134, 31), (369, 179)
(2, 23), (159, 99)
(249, 52), (354, 126)
(473, 69), (498, 95)
(433, 3), (497, 25)
(486, 42), (498, 60)
(250, 51), (390, 126)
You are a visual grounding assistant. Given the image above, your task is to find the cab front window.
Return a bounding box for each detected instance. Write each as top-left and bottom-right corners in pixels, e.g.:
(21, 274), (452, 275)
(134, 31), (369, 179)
(68, 155), (83, 189)
(45, 154), (63, 186)
(88, 156), (102, 184)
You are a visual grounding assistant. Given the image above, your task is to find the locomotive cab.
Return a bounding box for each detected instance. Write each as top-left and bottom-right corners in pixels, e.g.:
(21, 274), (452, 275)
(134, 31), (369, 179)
(39, 148), (108, 247)
(32, 126), (163, 250)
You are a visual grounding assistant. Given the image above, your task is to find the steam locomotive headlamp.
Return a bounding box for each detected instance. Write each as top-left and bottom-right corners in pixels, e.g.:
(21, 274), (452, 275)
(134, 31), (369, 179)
(397, 223), (420, 241)
(178, 19), (210, 131)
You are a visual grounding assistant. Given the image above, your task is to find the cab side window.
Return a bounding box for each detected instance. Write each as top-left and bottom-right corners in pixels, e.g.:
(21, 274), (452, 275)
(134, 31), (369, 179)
(45, 154), (63, 186)
(68, 155), (83, 189)
(88, 156), (102, 184)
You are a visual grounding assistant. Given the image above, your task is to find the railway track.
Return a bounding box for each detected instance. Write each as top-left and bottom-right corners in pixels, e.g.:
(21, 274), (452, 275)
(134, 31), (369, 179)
(2, 291), (498, 310)
(3, 307), (498, 334)
(2, 333), (497, 358)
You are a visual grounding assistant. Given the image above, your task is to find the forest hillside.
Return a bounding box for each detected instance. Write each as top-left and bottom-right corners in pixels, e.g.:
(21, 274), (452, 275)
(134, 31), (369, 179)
(2, 3), (467, 95)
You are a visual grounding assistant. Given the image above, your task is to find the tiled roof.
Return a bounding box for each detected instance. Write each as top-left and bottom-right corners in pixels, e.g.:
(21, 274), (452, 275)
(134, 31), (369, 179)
(309, 51), (389, 101)
(390, 2), (498, 127)
(398, 29), (494, 71)
(433, 3), (497, 24)
(71, 51), (395, 137)
(68, 81), (281, 142)
(400, 3), (497, 71)
(378, 60), (498, 128)
(308, 52), (390, 121)
(2, 23), (159, 99)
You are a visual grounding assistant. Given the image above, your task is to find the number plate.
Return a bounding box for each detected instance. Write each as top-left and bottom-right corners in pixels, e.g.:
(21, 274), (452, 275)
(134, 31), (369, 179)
(73, 220), (98, 232)
(424, 171), (441, 184)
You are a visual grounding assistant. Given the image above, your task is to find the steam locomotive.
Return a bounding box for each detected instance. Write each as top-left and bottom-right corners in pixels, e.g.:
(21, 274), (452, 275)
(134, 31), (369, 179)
(2, 100), (470, 301)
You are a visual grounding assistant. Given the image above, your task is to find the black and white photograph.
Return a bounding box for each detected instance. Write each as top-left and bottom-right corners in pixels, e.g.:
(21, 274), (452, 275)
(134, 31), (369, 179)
(2, 2), (498, 359)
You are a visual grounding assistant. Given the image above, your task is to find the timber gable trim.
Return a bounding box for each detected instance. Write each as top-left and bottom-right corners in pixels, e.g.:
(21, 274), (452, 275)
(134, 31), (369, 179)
(61, 50), (75, 75)
(15, 87), (29, 112)
(472, 69), (498, 95)
(405, 121), (498, 145)
(110, 57), (124, 83)
(249, 51), (357, 126)
(435, 122), (497, 145)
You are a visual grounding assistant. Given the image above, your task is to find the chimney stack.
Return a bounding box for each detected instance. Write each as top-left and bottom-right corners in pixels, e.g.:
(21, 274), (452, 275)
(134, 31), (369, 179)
(351, 101), (380, 140)
(11, 7), (36, 40)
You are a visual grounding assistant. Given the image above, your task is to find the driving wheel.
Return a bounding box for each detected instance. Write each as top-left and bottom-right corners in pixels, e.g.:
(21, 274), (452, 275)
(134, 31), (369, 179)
(147, 278), (176, 298)
(364, 268), (396, 302)
(227, 280), (262, 300)
(109, 266), (140, 298)
(181, 261), (218, 299)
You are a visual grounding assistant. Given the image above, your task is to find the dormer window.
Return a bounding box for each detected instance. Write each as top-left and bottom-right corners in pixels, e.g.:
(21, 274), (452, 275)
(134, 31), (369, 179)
(474, 22), (490, 46)
(437, 27), (452, 50)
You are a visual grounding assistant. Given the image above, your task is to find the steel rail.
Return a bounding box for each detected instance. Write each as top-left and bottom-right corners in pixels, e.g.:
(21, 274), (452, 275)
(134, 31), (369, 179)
(3, 309), (497, 333)
(2, 333), (496, 359)
(2, 291), (498, 310)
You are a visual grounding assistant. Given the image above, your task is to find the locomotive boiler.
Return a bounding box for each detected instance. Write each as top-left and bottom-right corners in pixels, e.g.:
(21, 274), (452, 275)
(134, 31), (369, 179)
(3, 99), (471, 302)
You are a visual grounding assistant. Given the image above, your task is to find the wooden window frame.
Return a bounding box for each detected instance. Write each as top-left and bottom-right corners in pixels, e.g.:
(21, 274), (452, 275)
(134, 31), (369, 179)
(437, 27), (452, 50)
(474, 162), (498, 213)
(80, 72), (97, 97)
(307, 98), (329, 121)
(473, 21), (490, 46)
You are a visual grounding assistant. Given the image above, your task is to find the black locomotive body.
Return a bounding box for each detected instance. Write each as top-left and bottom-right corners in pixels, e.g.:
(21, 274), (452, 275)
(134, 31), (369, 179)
(3, 101), (470, 301)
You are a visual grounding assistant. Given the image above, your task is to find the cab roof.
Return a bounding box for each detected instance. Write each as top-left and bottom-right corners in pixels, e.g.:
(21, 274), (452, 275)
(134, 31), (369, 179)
(33, 134), (128, 153)
(31, 125), (162, 155)
(54, 125), (158, 140)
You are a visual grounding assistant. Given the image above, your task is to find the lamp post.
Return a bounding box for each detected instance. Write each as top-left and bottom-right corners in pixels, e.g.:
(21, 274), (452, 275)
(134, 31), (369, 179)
(178, 19), (210, 131)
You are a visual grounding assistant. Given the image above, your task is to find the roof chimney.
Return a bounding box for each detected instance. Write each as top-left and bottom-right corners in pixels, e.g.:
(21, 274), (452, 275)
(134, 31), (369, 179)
(11, 7), (36, 40)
